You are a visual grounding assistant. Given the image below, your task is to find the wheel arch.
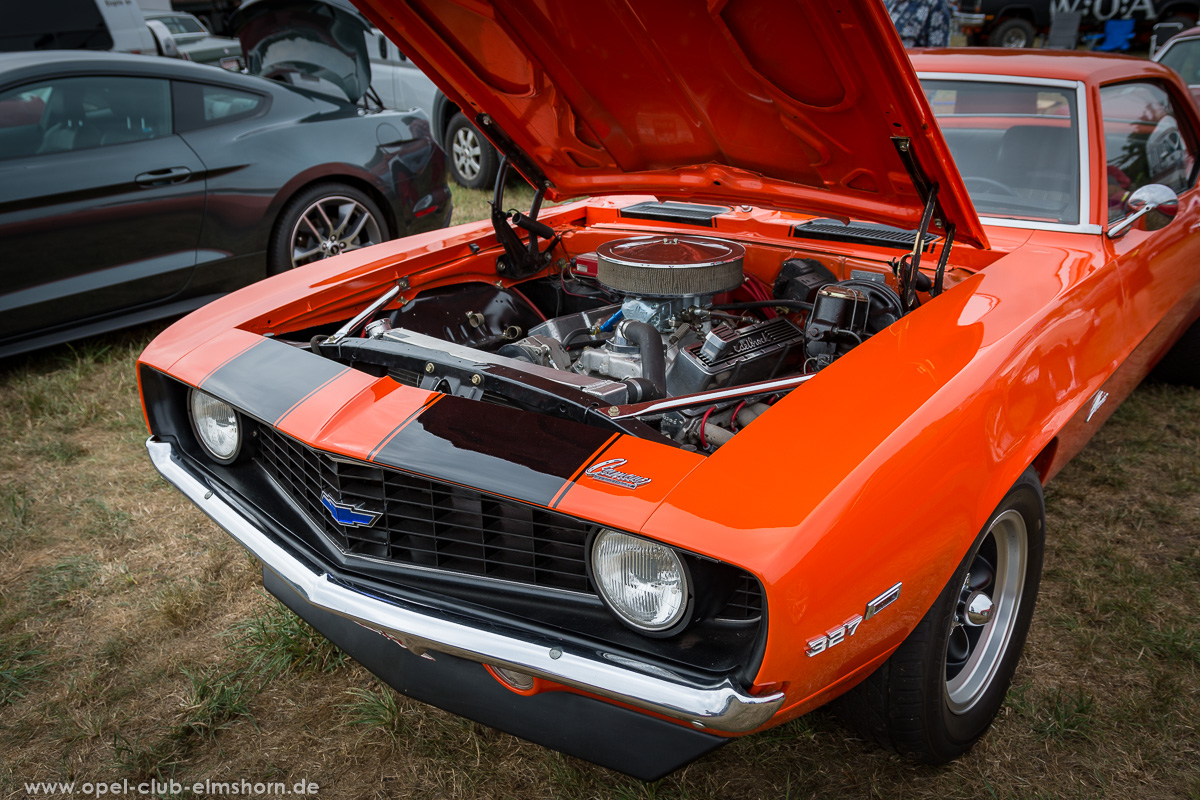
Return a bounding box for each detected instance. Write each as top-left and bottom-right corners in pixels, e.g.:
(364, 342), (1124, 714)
(1030, 438), (1058, 483)
(995, 5), (1038, 22)
(265, 170), (401, 267)
(432, 91), (461, 146)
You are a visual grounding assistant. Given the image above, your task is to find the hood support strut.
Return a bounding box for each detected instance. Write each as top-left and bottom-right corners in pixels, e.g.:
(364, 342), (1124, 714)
(490, 155), (559, 280)
(891, 137), (955, 310)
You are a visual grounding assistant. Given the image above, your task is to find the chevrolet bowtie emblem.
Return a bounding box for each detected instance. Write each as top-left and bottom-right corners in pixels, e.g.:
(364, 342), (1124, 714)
(320, 492), (382, 528)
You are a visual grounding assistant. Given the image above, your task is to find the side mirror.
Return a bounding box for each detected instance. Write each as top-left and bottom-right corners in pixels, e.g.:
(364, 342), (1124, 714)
(1107, 184), (1179, 238)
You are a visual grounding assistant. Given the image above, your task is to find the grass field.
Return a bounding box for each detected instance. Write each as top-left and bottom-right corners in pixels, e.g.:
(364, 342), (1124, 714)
(1, 184), (1198, 799)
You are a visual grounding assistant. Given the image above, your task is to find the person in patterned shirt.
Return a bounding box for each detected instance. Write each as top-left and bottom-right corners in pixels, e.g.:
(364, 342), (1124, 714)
(886, 0), (953, 47)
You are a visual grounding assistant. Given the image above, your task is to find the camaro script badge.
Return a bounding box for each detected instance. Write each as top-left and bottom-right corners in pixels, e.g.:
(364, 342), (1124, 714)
(584, 458), (652, 490)
(321, 492), (381, 528)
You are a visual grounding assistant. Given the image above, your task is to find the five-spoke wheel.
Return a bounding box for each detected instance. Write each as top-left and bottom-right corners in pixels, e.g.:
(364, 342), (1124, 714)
(445, 112), (499, 189)
(269, 183), (387, 273)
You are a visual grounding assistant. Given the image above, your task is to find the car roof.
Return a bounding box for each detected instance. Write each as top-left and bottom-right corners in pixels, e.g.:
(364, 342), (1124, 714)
(1164, 25), (1200, 42)
(909, 48), (1181, 86)
(0, 49), (268, 92)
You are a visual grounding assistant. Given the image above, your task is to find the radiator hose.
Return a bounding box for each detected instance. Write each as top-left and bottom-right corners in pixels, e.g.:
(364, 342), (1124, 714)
(618, 320), (666, 399)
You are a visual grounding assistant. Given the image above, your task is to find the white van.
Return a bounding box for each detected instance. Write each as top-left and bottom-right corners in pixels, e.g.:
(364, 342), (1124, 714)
(3, 0), (157, 55)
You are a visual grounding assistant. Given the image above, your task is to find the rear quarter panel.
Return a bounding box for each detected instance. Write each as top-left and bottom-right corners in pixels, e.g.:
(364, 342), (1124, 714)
(179, 87), (435, 294)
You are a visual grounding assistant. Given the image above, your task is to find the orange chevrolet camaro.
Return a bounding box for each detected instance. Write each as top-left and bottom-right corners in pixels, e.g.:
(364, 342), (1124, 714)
(137, 0), (1200, 780)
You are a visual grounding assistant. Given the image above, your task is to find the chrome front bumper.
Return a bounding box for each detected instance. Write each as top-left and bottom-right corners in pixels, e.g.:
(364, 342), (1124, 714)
(954, 12), (987, 26)
(147, 438), (785, 733)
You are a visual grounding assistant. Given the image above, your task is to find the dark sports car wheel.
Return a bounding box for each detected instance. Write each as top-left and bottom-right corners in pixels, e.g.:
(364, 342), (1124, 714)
(445, 112), (499, 189)
(837, 469), (1045, 763)
(990, 18), (1036, 48)
(270, 183), (387, 273)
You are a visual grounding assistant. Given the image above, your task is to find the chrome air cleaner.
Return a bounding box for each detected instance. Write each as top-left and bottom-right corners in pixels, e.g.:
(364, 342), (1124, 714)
(595, 235), (745, 298)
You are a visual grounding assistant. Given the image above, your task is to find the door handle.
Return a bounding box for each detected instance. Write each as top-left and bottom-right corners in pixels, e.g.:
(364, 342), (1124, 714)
(135, 167), (192, 187)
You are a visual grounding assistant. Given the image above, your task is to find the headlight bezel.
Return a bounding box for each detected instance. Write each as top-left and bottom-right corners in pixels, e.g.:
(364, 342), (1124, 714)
(588, 528), (694, 637)
(187, 388), (244, 465)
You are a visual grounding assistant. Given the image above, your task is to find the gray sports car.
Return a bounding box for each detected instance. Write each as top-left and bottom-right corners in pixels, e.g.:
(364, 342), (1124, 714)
(0, 48), (451, 358)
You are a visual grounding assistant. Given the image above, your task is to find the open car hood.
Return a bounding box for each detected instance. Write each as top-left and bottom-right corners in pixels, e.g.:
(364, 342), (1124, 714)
(233, 0), (371, 104)
(353, 0), (987, 248)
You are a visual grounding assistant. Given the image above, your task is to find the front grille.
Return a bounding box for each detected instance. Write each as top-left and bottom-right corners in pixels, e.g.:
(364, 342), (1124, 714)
(721, 574), (765, 621)
(255, 426), (764, 619)
(256, 427), (594, 593)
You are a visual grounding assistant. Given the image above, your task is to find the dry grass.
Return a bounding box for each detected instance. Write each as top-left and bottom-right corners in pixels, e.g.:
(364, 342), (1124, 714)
(0, 188), (1197, 799)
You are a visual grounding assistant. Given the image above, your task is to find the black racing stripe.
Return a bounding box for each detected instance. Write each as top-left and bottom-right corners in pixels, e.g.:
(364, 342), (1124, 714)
(367, 394), (441, 462)
(371, 395), (615, 507)
(201, 338), (348, 424)
(550, 432), (621, 509)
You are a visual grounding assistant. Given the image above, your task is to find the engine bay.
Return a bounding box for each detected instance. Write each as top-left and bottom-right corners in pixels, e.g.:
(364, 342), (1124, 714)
(286, 164), (966, 451)
(300, 222), (952, 453)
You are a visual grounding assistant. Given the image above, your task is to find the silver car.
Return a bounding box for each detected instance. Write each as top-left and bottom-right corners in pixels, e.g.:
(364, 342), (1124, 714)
(365, 26), (499, 188)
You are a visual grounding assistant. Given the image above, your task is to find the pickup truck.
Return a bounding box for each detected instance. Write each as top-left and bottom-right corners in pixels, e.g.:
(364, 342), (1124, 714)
(956, 0), (1197, 47)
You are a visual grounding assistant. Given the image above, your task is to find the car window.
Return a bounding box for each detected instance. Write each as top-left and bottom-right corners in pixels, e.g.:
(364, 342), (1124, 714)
(921, 80), (1081, 225)
(173, 81), (267, 132)
(1157, 39), (1200, 85)
(1100, 82), (1196, 223)
(156, 14), (207, 35)
(0, 76), (172, 160)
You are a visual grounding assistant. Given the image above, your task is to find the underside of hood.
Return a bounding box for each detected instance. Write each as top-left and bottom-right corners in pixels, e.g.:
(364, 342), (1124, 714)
(234, 0), (371, 104)
(354, 0), (987, 248)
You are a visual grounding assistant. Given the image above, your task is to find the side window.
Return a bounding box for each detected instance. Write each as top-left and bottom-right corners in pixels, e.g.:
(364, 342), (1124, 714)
(174, 81), (267, 132)
(0, 76), (172, 160)
(1100, 81), (1197, 223)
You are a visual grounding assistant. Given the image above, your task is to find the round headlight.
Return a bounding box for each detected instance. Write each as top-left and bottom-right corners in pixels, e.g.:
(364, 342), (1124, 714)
(189, 389), (242, 463)
(591, 530), (690, 634)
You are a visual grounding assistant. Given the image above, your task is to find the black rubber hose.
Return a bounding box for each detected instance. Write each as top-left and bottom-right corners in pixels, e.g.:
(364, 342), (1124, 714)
(510, 210), (555, 240)
(561, 327), (594, 348)
(619, 320), (666, 399)
(712, 299), (813, 312)
(565, 337), (609, 351)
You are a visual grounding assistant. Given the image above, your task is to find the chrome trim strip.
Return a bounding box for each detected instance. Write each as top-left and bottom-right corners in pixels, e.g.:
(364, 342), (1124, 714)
(978, 217), (1103, 235)
(917, 73), (1095, 234)
(147, 438), (784, 733)
(917, 72), (1080, 90)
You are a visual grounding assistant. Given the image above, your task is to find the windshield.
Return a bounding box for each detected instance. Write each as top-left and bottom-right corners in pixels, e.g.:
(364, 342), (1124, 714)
(921, 79), (1081, 225)
(1158, 38), (1200, 84)
(156, 14), (208, 35)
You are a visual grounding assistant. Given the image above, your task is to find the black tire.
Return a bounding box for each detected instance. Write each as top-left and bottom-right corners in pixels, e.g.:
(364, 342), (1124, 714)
(268, 183), (388, 274)
(445, 112), (499, 189)
(836, 469), (1046, 763)
(1150, 317), (1200, 387)
(988, 18), (1036, 48)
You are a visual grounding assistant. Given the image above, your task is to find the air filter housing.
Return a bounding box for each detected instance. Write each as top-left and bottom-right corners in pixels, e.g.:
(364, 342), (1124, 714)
(595, 235), (745, 298)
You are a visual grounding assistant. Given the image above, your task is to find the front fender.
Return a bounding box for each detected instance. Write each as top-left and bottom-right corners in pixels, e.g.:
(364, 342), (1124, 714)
(642, 233), (1121, 722)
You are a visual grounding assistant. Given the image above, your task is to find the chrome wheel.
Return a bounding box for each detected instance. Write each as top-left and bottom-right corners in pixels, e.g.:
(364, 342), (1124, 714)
(289, 195), (383, 269)
(451, 125), (483, 182)
(999, 29), (1029, 47)
(945, 508), (1029, 714)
